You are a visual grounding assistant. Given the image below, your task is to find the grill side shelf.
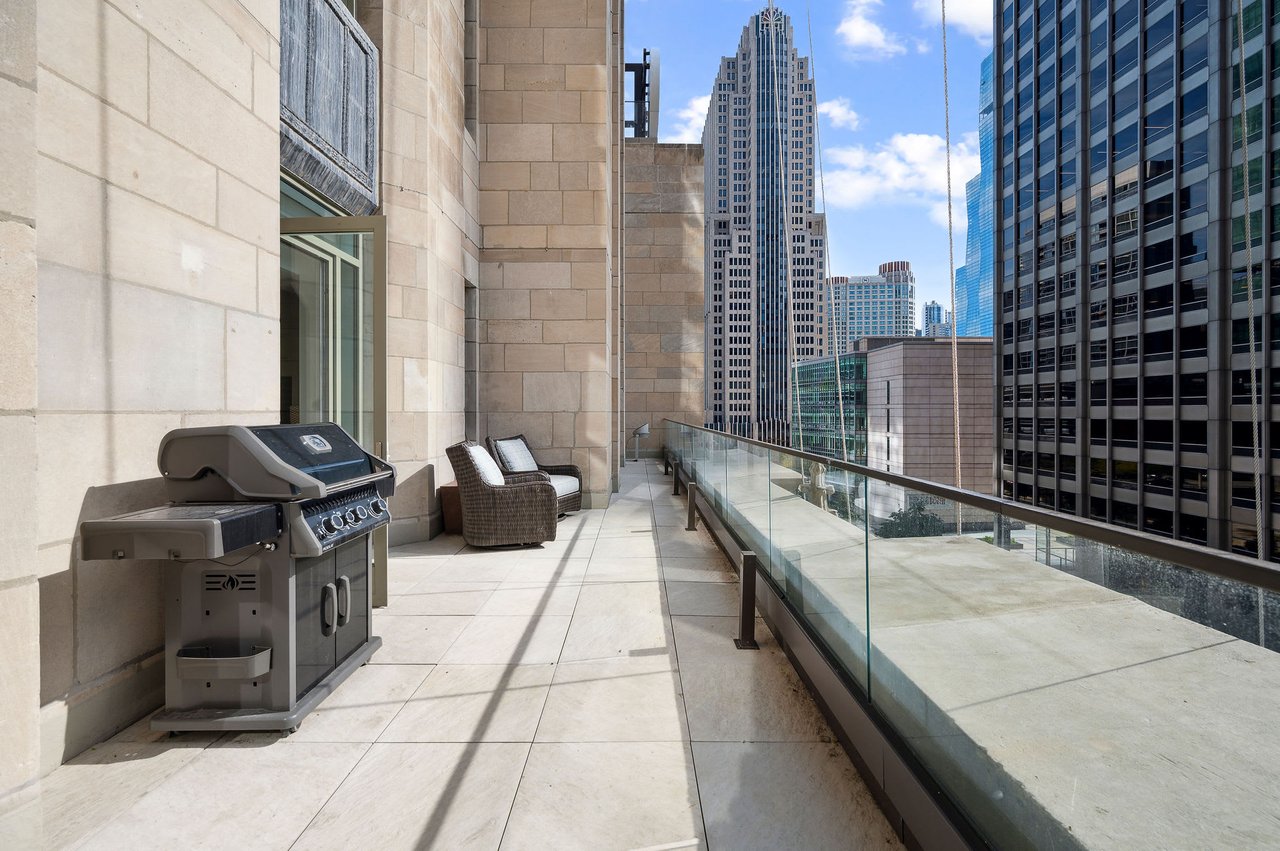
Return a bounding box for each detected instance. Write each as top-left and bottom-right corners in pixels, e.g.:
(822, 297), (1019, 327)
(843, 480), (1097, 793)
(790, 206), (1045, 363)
(79, 503), (283, 561)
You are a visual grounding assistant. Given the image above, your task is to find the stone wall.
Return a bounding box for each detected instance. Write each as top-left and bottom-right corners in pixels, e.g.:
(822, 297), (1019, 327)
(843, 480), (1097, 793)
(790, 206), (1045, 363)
(475, 0), (619, 506)
(865, 339), (996, 493)
(358, 0), (477, 544)
(622, 139), (704, 457)
(29, 0), (281, 779)
(0, 0), (40, 803)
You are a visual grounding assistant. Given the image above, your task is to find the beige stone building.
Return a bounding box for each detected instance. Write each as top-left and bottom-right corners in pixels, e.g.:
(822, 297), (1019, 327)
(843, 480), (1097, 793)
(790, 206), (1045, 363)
(0, 0), (702, 802)
(622, 138), (704, 458)
(861, 337), (996, 519)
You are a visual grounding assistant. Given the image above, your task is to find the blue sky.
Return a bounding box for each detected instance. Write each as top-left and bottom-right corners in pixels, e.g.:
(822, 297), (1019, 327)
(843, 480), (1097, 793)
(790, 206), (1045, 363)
(626, 0), (994, 318)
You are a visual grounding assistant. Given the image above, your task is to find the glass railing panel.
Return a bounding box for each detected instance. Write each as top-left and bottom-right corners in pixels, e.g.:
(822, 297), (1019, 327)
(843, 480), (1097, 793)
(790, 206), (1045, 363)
(865, 481), (1280, 848)
(722, 439), (772, 565)
(773, 453), (872, 691)
(664, 421), (1280, 848)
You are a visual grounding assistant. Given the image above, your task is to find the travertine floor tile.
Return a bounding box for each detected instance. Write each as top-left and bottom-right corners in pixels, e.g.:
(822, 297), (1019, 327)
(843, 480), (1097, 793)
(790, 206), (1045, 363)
(536, 657), (686, 743)
(692, 741), (898, 851)
(440, 614), (572, 665)
(369, 613), (470, 664)
(294, 742), (529, 850)
(500, 742), (705, 851)
(379, 664), (554, 743)
(385, 579), (499, 616)
(672, 615), (833, 742)
(79, 742), (369, 850)
(666, 580), (740, 616)
(279, 664), (431, 743)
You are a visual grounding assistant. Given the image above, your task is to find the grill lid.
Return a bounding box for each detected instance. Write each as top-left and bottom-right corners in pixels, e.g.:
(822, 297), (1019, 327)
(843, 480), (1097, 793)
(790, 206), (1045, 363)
(159, 423), (395, 502)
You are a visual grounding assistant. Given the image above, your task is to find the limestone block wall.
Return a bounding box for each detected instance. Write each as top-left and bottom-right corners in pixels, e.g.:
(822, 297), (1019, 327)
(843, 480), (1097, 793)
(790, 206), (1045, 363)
(0, 0), (41, 803)
(622, 139), (705, 456)
(359, 0), (477, 543)
(475, 0), (619, 506)
(30, 0), (281, 778)
(865, 339), (996, 493)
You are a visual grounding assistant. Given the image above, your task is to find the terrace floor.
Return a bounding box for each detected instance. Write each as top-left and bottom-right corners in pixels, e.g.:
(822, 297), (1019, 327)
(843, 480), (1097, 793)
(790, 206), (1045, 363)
(0, 459), (899, 850)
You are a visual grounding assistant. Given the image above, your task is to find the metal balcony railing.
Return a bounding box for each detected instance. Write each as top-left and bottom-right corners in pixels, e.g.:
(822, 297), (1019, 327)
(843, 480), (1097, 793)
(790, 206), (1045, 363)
(663, 419), (1280, 850)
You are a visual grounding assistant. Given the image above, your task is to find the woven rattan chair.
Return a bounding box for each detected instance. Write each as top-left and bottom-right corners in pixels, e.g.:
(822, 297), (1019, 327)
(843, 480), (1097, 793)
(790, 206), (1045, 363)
(445, 441), (558, 548)
(486, 434), (583, 515)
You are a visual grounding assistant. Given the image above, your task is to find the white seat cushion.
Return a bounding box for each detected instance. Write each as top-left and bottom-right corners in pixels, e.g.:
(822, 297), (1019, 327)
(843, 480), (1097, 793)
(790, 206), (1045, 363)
(548, 474), (580, 498)
(465, 444), (505, 487)
(493, 437), (538, 472)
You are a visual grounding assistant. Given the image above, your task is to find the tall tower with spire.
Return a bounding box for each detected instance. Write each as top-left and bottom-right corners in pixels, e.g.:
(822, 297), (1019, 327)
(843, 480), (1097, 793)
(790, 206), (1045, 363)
(702, 6), (826, 445)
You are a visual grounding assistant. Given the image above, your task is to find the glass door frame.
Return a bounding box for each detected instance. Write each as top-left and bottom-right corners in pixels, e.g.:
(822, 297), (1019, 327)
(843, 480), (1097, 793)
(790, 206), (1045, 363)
(281, 214), (391, 607)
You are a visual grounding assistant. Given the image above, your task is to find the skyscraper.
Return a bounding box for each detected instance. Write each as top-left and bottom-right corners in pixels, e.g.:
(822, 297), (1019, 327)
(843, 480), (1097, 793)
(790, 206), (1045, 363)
(954, 52), (996, 338)
(994, 1), (1274, 558)
(922, 300), (953, 337)
(817, 262), (917, 355)
(704, 6), (826, 444)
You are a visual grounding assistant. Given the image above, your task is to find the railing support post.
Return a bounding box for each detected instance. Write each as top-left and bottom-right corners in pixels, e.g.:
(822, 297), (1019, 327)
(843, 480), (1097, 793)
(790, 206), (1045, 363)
(735, 551), (759, 650)
(673, 464), (683, 495)
(686, 482), (699, 531)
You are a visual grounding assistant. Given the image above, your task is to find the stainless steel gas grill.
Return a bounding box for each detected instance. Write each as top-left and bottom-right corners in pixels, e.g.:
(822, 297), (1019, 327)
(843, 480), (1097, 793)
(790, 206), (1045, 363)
(79, 423), (395, 733)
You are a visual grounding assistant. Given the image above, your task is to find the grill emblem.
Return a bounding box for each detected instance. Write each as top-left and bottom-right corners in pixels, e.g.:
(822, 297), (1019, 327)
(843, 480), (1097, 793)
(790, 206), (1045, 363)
(300, 434), (332, 454)
(204, 572), (258, 592)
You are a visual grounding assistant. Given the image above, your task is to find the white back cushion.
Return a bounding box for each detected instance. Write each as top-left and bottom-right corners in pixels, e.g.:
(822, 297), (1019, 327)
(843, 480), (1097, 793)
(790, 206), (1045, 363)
(494, 437), (538, 472)
(466, 444), (506, 486)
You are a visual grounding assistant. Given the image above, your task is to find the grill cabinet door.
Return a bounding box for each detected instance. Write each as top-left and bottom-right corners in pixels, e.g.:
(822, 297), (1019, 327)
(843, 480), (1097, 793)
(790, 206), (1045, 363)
(295, 551), (337, 699)
(335, 538), (370, 664)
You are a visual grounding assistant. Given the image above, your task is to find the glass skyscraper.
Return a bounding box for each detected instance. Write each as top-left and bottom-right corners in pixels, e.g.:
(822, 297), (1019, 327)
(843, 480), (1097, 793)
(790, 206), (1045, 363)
(954, 52), (995, 338)
(703, 7), (826, 444)
(791, 353), (867, 463)
(994, 0), (1277, 558)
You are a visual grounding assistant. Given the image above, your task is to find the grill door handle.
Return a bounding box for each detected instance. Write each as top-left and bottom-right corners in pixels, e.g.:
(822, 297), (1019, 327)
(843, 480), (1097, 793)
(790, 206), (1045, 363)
(321, 583), (337, 636)
(336, 575), (351, 627)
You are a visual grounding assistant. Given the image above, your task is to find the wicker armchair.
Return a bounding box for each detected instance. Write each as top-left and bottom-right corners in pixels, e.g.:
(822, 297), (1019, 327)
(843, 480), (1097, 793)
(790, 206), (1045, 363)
(486, 434), (583, 515)
(445, 441), (558, 548)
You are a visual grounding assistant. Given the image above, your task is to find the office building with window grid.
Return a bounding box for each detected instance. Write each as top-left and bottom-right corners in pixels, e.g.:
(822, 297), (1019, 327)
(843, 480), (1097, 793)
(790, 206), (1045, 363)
(994, 0), (1278, 558)
(817, 263), (917, 355)
(704, 7), (826, 444)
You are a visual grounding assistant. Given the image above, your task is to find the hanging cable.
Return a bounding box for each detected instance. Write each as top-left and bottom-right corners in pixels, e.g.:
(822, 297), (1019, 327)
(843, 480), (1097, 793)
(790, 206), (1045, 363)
(1234, 1), (1264, 558)
(940, 0), (964, 534)
(804, 0), (850, 466)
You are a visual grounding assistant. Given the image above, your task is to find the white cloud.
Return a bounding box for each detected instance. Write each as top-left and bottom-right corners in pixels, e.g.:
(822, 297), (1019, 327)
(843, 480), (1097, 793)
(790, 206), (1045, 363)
(664, 95), (711, 144)
(912, 0), (994, 46)
(837, 0), (906, 59)
(823, 132), (980, 231)
(817, 97), (861, 131)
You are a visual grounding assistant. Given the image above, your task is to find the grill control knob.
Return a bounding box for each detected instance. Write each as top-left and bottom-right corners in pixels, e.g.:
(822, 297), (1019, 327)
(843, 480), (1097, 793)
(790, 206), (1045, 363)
(321, 515), (339, 534)
(330, 513), (346, 530)
(345, 509), (358, 525)
(369, 499), (387, 516)
(355, 505), (368, 520)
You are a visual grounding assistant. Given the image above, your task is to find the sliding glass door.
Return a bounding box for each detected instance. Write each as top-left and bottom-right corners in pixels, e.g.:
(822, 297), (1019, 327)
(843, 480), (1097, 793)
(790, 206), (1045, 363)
(280, 214), (389, 606)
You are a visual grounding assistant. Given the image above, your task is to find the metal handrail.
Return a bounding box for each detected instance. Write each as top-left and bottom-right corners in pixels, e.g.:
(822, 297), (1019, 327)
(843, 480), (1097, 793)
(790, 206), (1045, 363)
(664, 418), (1280, 595)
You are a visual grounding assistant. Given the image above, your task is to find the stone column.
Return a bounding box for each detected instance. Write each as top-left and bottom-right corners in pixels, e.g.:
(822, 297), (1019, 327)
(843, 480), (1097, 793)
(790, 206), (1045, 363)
(622, 139), (705, 457)
(0, 0), (40, 806)
(477, 0), (617, 506)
